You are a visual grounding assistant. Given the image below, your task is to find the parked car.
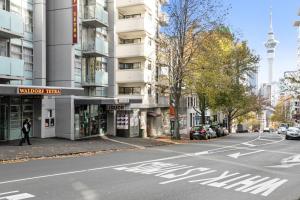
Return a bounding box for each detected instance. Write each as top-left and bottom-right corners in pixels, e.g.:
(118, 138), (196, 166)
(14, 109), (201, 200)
(286, 127), (300, 140)
(190, 126), (209, 140)
(278, 126), (287, 135)
(263, 128), (270, 133)
(210, 125), (224, 137)
(205, 125), (217, 139)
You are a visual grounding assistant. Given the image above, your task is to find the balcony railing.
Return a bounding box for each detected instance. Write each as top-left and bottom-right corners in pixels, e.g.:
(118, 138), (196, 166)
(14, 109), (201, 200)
(82, 71), (108, 87)
(116, 17), (154, 34)
(83, 37), (108, 57)
(158, 96), (169, 107)
(83, 5), (108, 27)
(116, 69), (152, 83)
(116, 43), (147, 58)
(0, 9), (23, 39)
(158, 13), (168, 26)
(116, 0), (151, 8)
(0, 56), (24, 79)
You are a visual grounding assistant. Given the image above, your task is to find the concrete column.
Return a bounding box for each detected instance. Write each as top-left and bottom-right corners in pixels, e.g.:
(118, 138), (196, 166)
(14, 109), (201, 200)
(107, 111), (116, 136)
(107, 0), (117, 98)
(33, 0), (46, 86)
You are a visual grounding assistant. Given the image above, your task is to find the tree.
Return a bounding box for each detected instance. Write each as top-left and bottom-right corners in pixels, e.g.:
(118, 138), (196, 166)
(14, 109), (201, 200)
(270, 97), (292, 125)
(213, 84), (262, 133)
(186, 27), (233, 124)
(162, 0), (227, 139)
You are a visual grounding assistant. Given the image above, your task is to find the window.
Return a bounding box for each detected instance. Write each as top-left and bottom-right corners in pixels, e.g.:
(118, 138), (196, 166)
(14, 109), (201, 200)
(148, 86), (152, 96)
(24, 10), (33, 33)
(0, 0), (6, 10)
(119, 87), (141, 95)
(120, 38), (141, 44)
(0, 40), (7, 56)
(11, 44), (22, 59)
(119, 13), (141, 19)
(147, 60), (152, 70)
(119, 62), (141, 70)
(10, 2), (21, 15)
(23, 47), (33, 71)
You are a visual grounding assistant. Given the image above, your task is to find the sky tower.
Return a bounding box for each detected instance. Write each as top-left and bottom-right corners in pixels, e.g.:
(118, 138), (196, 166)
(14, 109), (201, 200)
(264, 8), (279, 84)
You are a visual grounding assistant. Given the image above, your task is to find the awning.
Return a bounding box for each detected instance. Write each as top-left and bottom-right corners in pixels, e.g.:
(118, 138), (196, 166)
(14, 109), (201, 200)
(74, 96), (118, 105)
(147, 112), (162, 117)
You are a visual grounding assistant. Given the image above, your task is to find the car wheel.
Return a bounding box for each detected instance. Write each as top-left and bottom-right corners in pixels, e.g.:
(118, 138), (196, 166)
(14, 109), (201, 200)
(190, 134), (193, 140)
(286, 135), (290, 140)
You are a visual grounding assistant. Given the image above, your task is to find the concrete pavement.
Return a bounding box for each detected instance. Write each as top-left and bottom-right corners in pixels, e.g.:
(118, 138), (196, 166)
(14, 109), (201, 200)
(0, 136), (173, 163)
(0, 132), (299, 200)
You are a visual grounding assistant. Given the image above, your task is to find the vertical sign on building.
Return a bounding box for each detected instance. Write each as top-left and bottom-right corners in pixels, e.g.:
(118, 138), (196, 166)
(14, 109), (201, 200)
(72, 0), (78, 44)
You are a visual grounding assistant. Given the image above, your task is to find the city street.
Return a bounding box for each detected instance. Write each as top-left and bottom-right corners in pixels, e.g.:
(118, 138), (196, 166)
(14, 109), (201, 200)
(0, 133), (299, 200)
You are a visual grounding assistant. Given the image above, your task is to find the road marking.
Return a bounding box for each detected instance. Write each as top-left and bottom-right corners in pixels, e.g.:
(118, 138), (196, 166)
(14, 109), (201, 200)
(114, 162), (288, 197)
(0, 192), (19, 196)
(266, 155), (300, 168)
(0, 192), (35, 200)
(103, 137), (145, 149)
(0, 133), (287, 186)
(227, 150), (264, 159)
(242, 142), (256, 147)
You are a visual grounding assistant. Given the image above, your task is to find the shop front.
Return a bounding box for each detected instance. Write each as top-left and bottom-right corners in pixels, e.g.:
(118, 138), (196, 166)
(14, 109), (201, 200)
(74, 104), (107, 139)
(0, 96), (34, 141)
(0, 85), (84, 141)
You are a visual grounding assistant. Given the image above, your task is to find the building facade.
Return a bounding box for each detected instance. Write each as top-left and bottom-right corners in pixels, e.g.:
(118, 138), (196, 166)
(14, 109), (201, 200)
(0, 0), (170, 141)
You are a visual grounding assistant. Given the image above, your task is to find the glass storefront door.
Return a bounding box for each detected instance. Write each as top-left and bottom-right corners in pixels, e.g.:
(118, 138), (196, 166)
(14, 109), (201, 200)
(74, 104), (107, 139)
(0, 104), (8, 141)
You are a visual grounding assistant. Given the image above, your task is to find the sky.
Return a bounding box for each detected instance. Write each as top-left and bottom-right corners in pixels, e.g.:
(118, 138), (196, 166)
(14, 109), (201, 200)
(224, 0), (299, 86)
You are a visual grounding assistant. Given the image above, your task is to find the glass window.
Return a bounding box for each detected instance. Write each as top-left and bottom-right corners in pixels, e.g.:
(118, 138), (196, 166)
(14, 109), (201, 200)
(120, 38), (141, 44)
(119, 62), (141, 70)
(0, 0), (6, 10)
(0, 40), (7, 56)
(11, 44), (22, 59)
(10, 1), (21, 15)
(24, 10), (33, 33)
(119, 87), (141, 95)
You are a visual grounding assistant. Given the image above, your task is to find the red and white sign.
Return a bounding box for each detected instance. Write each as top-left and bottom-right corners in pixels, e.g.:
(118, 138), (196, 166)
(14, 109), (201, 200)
(72, 0), (78, 44)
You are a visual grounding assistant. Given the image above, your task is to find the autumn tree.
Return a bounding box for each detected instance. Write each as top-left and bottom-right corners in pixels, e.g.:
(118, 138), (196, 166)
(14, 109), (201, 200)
(186, 27), (233, 124)
(162, 0), (227, 139)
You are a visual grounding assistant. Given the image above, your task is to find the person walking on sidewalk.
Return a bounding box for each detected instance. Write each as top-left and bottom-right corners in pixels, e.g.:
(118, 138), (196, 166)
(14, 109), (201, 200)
(19, 119), (32, 146)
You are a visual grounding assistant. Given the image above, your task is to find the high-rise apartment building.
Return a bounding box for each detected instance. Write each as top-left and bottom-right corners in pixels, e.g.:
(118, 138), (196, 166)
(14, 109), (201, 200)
(114, 0), (169, 137)
(0, 0), (169, 141)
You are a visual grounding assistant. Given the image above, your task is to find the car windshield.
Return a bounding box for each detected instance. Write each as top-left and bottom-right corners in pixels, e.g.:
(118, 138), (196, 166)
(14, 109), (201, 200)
(193, 126), (203, 131)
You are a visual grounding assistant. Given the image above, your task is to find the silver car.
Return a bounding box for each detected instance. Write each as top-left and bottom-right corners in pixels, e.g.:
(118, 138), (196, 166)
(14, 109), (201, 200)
(278, 127), (287, 135)
(286, 127), (300, 140)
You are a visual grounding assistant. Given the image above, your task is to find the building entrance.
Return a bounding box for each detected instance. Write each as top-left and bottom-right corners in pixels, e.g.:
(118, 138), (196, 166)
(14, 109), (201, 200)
(0, 104), (8, 141)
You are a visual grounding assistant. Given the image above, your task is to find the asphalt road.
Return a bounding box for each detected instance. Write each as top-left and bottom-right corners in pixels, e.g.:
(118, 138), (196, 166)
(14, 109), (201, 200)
(0, 132), (300, 200)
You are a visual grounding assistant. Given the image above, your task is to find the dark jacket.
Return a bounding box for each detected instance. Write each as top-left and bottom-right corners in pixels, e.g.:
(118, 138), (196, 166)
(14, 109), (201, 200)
(22, 121), (31, 134)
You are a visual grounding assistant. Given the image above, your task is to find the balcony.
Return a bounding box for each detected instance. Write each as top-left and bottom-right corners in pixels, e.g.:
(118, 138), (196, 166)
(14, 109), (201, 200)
(158, 13), (168, 26)
(82, 5), (108, 28)
(116, 43), (149, 58)
(116, 69), (152, 83)
(82, 71), (108, 87)
(0, 56), (24, 80)
(159, 0), (169, 5)
(82, 37), (108, 57)
(116, 0), (151, 9)
(116, 17), (154, 34)
(0, 9), (23, 39)
(157, 96), (169, 107)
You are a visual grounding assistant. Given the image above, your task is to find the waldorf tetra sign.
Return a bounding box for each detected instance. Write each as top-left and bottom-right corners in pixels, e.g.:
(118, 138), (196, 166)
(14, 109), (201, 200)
(18, 88), (62, 95)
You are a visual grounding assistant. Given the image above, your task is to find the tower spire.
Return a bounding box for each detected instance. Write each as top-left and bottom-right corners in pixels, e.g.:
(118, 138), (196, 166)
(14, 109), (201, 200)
(265, 6), (279, 85)
(269, 6), (273, 33)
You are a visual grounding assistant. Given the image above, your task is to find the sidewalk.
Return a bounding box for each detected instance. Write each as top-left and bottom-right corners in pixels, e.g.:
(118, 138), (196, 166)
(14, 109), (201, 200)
(0, 136), (173, 163)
